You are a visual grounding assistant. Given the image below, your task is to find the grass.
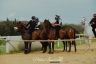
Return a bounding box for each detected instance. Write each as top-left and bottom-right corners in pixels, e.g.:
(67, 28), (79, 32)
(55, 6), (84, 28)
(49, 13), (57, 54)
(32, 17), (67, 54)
(54, 39), (86, 49)
(0, 45), (6, 54)
(0, 39), (6, 54)
(0, 39), (6, 45)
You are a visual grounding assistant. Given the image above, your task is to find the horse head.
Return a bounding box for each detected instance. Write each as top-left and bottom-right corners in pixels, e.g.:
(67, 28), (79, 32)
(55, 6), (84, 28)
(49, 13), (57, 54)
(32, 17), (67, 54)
(14, 21), (27, 33)
(43, 19), (52, 30)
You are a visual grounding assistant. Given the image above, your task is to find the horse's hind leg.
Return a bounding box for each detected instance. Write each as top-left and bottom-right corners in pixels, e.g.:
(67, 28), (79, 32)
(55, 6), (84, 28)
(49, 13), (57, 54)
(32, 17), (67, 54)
(73, 41), (76, 52)
(24, 42), (29, 54)
(63, 41), (67, 52)
(48, 43), (51, 54)
(68, 41), (71, 52)
(52, 42), (54, 54)
(63, 41), (65, 51)
(28, 42), (31, 53)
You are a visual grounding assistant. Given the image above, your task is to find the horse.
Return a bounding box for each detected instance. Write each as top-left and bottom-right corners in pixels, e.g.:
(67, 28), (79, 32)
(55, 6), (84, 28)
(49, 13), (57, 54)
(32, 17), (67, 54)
(15, 21), (32, 54)
(41, 19), (57, 54)
(40, 20), (77, 53)
(59, 27), (76, 52)
(48, 29), (57, 53)
(15, 21), (46, 54)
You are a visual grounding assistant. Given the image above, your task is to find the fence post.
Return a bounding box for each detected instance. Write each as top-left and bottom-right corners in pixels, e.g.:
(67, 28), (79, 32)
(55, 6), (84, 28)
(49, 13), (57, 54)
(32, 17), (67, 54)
(88, 37), (91, 50)
(6, 40), (10, 53)
(79, 34), (82, 44)
(57, 39), (60, 48)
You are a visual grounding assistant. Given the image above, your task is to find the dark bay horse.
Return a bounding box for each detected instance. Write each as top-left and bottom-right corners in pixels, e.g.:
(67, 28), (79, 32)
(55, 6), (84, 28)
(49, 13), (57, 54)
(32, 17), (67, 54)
(15, 22), (31, 54)
(59, 27), (76, 52)
(15, 21), (45, 54)
(41, 19), (57, 54)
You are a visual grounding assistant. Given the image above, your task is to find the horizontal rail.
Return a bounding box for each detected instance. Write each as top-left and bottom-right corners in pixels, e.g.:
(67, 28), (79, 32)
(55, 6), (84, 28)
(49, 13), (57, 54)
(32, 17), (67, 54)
(0, 34), (95, 43)
(5, 38), (92, 42)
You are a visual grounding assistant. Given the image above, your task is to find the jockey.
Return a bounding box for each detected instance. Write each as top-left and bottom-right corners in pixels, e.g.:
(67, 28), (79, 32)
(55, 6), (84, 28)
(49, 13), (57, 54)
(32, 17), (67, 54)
(53, 15), (62, 38)
(52, 15), (62, 27)
(89, 13), (96, 37)
(26, 16), (39, 34)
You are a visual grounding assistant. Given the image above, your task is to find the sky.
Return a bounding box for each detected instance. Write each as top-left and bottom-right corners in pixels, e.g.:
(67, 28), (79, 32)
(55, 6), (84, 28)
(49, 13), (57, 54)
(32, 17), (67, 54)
(0, 0), (96, 24)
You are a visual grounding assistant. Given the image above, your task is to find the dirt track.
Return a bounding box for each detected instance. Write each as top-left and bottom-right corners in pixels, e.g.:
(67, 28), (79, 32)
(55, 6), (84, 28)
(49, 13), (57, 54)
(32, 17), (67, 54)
(0, 49), (96, 64)
(0, 43), (96, 64)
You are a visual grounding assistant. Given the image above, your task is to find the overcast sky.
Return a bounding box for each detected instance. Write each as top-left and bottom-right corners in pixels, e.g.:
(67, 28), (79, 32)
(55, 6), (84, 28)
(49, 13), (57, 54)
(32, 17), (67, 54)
(0, 0), (96, 24)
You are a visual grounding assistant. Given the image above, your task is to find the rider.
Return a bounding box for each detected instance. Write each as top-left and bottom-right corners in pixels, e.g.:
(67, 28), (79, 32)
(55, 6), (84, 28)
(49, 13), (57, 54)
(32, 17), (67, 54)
(54, 15), (62, 38)
(26, 16), (39, 35)
(89, 13), (96, 37)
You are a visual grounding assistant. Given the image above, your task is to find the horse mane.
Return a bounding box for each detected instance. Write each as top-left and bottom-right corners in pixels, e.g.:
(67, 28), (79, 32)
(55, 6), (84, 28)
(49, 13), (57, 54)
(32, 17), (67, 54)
(17, 21), (27, 30)
(43, 19), (52, 30)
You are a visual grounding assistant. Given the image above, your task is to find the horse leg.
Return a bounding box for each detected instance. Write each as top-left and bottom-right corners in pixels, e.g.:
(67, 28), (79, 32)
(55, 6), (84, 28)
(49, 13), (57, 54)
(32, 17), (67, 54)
(63, 41), (65, 52)
(73, 41), (76, 52)
(28, 42), (31, 53)
(24, 42), (29, 54)
(52, 42), (54, 54)
(65, 41), (67, 51)
(68, 41), (71, 52)
(42, 42), (47, 53)
(48, 42), (51, 54)
(44, 42), (48, 52)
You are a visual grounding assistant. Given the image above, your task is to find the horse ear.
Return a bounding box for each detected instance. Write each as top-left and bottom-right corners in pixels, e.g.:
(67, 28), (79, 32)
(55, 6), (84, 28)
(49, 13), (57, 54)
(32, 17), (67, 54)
(44, 19), (47, 21)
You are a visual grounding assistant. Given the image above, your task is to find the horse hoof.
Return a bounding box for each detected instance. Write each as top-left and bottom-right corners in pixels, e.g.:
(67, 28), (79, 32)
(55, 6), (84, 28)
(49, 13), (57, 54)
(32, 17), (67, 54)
(24, 51), (28, 54)
(68, 50), (71, 52)
(28, 50), (31, 53)
(49, 52), (53, 54)
(51, 52), (54, 54)
(48, 51), (51, 54)
(43, 51), (46, 53)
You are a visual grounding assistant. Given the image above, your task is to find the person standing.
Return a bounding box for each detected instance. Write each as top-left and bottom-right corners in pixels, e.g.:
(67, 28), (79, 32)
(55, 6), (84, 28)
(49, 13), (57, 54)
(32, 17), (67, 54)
(89, 14), (96, 37)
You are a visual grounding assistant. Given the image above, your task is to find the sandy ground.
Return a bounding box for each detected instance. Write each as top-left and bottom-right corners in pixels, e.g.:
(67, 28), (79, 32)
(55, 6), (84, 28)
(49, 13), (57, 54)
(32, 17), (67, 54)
(0, 43), (96, 64)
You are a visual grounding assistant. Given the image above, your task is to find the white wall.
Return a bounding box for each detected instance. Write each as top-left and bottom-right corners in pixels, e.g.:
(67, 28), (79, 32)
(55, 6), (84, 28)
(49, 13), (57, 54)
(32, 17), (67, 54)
(5, 36), (42, 53)
(6, 36), (24, 53)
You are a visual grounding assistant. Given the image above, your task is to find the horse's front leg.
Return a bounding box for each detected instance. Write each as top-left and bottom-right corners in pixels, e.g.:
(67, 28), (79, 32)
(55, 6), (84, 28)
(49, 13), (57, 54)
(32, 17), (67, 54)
(48, 42), (51, 54)
(28, 42), (32, 53)
(24, 42), (29, 54)
(64, 41), (68, 51)
(63, 41), (66, 52)
(73, 41), (76, 52)
(42, 42), (47, 53)
(68, 41), (71, 52)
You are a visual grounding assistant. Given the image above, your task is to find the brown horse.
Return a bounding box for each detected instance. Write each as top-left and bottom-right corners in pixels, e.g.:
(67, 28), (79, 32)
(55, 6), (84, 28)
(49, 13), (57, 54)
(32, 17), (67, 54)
(37, 23), (49, 53)
(41, 19), (57, 54)
(15, 21), (32, 54)
(48, 29), (57, 53)
(15, 21), (46, 54)
(59, 27), (76, 52)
